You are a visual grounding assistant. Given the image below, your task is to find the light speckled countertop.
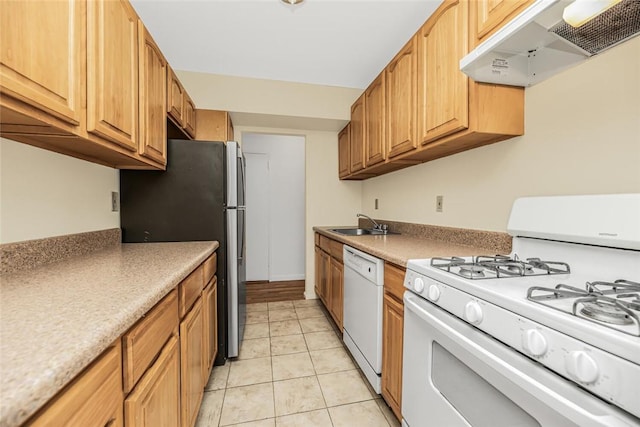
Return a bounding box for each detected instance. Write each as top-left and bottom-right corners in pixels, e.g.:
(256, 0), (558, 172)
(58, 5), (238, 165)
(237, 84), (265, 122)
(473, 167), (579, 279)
(0, 241), (217, 427)
(314, 226), (507, 265)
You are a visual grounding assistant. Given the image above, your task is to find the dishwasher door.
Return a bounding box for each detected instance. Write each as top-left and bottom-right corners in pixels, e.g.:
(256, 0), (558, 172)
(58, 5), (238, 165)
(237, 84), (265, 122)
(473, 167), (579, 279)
(342, 245), (384, 393)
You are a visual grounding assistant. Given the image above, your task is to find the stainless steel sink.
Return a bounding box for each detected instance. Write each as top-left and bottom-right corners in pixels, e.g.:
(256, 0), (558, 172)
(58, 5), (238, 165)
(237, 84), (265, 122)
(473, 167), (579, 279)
(330, 228), (398, 236)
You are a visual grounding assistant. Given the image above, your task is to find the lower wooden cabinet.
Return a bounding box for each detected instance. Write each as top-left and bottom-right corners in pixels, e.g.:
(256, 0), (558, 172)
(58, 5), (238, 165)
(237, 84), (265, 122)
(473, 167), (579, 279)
(124, 335), (180, 427)
(381, 263), (406, 421)
(314, 233), (344, 332)
(180, 298), (205, 427)
(25, 343), (124, 427)
(203, 276), (218, 380)
(329, 257), (344, 330)
(20, 251), (218, 427)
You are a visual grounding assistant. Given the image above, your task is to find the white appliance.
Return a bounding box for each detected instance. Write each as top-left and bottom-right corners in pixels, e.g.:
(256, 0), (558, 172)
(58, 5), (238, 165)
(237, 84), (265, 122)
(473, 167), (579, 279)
(460, 0), (640, 87)
(342, 245), (384, 393)
(402, 194), (640, 427)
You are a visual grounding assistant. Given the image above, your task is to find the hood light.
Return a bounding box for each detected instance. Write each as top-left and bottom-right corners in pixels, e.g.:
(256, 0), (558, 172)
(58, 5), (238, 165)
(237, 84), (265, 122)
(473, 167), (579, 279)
(562, 0), (622, 27)
(281, 0), (304, 4)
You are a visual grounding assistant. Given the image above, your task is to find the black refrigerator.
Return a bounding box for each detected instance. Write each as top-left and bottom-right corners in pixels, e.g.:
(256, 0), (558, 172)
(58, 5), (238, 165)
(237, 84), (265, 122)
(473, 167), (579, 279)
(120, 139), (246, 363)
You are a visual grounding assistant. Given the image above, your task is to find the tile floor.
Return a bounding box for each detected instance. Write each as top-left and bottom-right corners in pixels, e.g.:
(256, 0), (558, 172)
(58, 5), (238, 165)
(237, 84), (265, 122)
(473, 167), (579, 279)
(195, 299), (401, 427)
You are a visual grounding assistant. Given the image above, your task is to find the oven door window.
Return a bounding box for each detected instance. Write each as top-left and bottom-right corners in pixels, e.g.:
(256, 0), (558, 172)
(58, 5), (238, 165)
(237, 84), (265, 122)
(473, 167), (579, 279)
(432, 342), (539, 427)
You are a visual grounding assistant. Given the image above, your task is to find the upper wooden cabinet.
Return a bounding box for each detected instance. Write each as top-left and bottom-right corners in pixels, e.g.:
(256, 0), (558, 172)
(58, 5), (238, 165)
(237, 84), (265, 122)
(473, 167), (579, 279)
(340, 0), (524, 180)
(386, 36), (418, 158)
(338, 124), (351, 179)
(349, 94), (366, 174)
(473, 0), (535, 45)
(195, 109), (235, 141)
(184, 95), (197, 138)
(365, 72), (386, 167)
(0, 0), (168, 170)
(167, 67), (185, 127)
(417, 0), (469, 144)
(138, 22), (168, 165)
(87, 0), (139, 151)
(0, 0), (83, 127)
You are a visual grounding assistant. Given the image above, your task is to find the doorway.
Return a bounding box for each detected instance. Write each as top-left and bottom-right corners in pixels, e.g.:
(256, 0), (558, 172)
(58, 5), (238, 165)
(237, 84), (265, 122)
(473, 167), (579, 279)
(243, 133), (306, 301)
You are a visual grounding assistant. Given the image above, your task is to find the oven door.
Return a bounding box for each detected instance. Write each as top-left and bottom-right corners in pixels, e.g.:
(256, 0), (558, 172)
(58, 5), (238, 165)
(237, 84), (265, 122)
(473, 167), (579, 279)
(402, 292), (639, 427)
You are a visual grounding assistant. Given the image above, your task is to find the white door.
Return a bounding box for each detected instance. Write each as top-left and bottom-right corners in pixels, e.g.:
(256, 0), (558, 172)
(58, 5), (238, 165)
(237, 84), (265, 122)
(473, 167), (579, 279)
(245, 153), (270, 281)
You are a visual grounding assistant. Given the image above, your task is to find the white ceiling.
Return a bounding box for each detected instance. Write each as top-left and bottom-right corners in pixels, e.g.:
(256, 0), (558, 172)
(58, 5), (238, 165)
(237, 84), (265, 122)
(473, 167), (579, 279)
(130, 0), (443, 89)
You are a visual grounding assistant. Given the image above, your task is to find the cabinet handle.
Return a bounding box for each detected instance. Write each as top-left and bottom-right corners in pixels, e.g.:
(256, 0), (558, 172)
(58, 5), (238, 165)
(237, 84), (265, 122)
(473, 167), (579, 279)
(104, 418), (115, 427)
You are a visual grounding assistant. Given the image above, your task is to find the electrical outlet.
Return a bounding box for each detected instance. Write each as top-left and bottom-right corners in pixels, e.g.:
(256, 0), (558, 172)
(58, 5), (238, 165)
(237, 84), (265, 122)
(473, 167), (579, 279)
(111, 191), (119, 212)
(436, 195), (443, 212)
(375, 198), (379, 210)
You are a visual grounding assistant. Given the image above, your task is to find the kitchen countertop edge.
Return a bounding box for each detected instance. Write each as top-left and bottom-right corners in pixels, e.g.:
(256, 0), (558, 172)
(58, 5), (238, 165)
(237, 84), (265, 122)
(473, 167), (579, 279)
(0, 241), (218, 427)
(313, 226), (507, 266)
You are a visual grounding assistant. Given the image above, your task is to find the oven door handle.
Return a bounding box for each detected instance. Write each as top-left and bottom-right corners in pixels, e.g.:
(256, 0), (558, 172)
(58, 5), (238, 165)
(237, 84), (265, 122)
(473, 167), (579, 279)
(403, 293), (636, 427)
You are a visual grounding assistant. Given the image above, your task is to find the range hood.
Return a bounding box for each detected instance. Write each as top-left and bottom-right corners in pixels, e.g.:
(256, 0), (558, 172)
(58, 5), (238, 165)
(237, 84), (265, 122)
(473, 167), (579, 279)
(460, 0), (640, 87)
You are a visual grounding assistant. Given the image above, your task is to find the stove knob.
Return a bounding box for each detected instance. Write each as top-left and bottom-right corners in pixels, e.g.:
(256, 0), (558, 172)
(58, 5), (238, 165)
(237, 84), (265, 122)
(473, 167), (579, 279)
(427, 285), (441, 302)
(413, 277), (425, 293)
(464, 301), (483, 324)
(565, 351), (599, 384)
(522, 329), (548, 357)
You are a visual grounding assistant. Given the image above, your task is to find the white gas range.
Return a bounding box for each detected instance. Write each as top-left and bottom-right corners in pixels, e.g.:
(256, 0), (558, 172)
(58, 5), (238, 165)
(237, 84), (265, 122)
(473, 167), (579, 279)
(402, 194), (640, 427)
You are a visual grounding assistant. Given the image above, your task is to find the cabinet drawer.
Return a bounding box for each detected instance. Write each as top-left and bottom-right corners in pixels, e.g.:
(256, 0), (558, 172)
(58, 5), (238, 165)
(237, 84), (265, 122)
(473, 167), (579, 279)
(180, 264), (204, 318)
(25, 342), (123, 426)
(203, 253), (217, 285)
(122, 289), (178, 393)
(314, 233), (320, 246)
(384, 262), (406, 301)
(330, 239), (344, 262)
(319, 235), (332, 253)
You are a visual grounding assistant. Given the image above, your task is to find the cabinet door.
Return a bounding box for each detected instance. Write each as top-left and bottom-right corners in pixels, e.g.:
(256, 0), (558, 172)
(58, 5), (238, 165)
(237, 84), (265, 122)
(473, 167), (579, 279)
(87, 0), (139, 150)
(330, 257), (344, 331)
(202, 277), (218, 380)
(138, 22), (167, 165)
(26, 344), (123, 427)
(338, 124), (351, 179)
(418, 0), (469, 145)
(125, 335), (180, 427)
(349, 94), (365, 173)
(184, 94), (197, 138)
(364, 72), (386, 167)
(386, 37), (417, 158)
(180, 299), (205, 427)
(167, 68), (184, 126)
(381, 293), (404, 421)
(314, 246), (322, 298)
(475, 0), (535, 44)
(0, 0), (83, 126)
(319, 250), (331, 308)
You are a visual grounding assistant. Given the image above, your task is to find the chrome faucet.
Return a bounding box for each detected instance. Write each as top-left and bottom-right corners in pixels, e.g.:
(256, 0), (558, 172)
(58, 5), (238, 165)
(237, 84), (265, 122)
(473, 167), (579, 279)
(357, 213), (387, 232)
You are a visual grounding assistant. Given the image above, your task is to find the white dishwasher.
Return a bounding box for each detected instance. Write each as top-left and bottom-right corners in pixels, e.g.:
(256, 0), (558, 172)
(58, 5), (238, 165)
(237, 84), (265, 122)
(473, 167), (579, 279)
(342, 245), (384, 393)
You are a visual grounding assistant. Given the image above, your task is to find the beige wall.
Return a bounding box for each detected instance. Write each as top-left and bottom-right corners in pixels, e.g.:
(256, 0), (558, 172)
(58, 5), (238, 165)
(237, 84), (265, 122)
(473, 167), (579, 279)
(234, 126), (362, 298)
(361, 37), (640, 233)
(0, 138), (120, 243)
(176, 70), (362, 123)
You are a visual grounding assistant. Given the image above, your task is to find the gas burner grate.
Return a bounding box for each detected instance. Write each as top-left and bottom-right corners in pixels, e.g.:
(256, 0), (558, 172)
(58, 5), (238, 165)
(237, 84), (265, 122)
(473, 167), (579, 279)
(431, 254), (570, 279)
(527, 280), (640, 336)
